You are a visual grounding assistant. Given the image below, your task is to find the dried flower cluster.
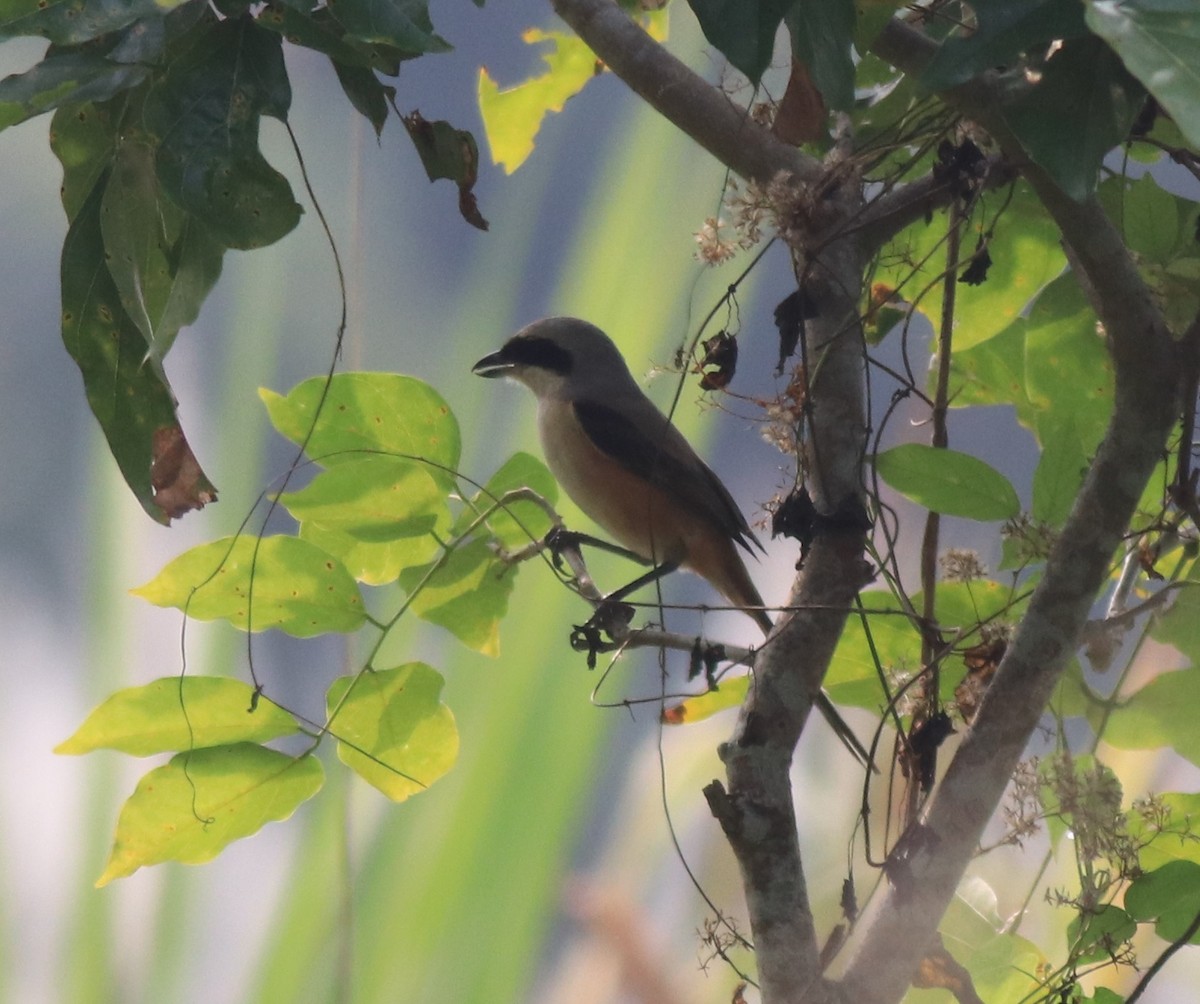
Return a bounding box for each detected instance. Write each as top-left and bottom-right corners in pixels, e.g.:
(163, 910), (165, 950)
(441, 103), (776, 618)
(939, 547), (987, 582)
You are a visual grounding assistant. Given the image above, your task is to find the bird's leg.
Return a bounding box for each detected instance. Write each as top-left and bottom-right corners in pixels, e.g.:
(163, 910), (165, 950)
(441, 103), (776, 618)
(543, 526), (652, 572)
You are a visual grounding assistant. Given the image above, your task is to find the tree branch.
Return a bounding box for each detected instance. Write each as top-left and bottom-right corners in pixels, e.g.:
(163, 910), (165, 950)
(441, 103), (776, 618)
(841, 20), (1181, 1004)
(551, 0), (823, 187)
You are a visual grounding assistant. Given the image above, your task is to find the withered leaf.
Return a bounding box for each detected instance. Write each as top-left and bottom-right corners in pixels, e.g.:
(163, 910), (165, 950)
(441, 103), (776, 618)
(151, 425), (217, 520)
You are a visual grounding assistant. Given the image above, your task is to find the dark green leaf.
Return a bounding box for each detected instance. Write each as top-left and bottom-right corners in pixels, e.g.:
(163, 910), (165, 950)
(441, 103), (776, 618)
(50, 99), (117, 221)
(0, 0), (185, 44)
(785, 0), (855, 110)
(100, 135), (224, 362)
(1087, 0), (1200, 148)
(143, 16), (301, 249)
(921, 0), (1088, 91)
(685, 0), (792, 84)
(0, 49), (146, 132)
(256, 4), (400, 72)
(61, 172), (216, 521)
(326, 0), (450, 57)
(333, 61), (392, 137)
(1003, 36), (1145, 200)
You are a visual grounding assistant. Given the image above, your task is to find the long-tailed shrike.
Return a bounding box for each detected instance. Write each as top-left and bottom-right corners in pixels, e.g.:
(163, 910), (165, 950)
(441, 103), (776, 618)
(473, 316), (870, 767)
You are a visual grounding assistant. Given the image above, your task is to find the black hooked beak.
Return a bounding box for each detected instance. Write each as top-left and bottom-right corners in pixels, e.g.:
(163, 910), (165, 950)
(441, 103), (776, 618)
(471, 348), (512, 378)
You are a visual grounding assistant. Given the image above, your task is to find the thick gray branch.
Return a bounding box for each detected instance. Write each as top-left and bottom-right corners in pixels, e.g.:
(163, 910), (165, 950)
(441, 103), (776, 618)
(841, 20), (1180, 1004)
(551, 0), (822, 187)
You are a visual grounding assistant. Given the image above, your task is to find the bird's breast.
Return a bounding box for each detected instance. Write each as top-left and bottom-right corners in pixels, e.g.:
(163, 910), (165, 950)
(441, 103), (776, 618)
(537, 397), (687, 565)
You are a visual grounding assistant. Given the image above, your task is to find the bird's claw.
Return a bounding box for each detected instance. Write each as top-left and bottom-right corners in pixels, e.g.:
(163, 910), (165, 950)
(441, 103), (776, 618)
(544, 526), (584, 573)
(569, 598), (636, 668)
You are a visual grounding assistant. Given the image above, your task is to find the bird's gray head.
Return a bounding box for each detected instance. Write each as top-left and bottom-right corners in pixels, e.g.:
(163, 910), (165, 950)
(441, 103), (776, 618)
(471, 317), (638, 398)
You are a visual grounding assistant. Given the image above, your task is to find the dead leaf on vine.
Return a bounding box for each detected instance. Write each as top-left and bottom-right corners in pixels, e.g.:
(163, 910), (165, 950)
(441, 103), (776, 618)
(151, 425), (217, 520)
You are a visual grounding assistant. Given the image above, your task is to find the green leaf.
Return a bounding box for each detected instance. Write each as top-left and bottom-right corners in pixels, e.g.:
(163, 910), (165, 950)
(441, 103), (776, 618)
(1087, 0), (1200, 149)
(260, 372), (461, 481)
(458, 451), (559, 549)
(786, 0), (856, 111)
(662, 676), (750, 724)
(0, 50), (146, 132)
(921, 0), (1088, 91)
(60, 168), (216, 522)
(825, 590), (919, 707)
(686, 0), (791, 83)
(280, 456), (449, 544)
(1131, 792), (1200, 871)
(1100, 172), (1192, 266)
(100, 133), (224, 363)
(478, 28), (600, 174)
(1003, 36), (1145, 200)
(1024, 274), (1114, 452)
(1066, 903), (1136, 964)
(1105, 667), (1200, 767)
(256, 4), (390, 69)
(880, 180), (1066, 351)
(131, 535), (367, 636)
(874, 444), (1020, 520)
(944, 318), (1038, 428)
(399, 538), (515, 656)
(1125, 860), (1200, 942)
(0, 0), (185, 44)
(1031, 412), (1087, 527)
(143, 15), (301, 249)
(326, 663), (458, 801)
(332, 60), (392, 137)
(56, 677), (299, 756)
(281, 455), (449, 583)
(50, 99), (116, 221)
(1151, 578), (1200, 664)
(326, 0), (449, 55)
(97, 744), (323, 885)
(297, 523), (433, 588)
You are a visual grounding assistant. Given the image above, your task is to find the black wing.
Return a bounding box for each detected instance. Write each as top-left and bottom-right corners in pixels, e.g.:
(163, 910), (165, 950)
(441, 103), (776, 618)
(574, 397), (763, 555)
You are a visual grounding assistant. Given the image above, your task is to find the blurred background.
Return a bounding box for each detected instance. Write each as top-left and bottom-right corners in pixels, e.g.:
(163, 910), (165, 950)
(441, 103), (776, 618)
(1, 4), (1197, 1003)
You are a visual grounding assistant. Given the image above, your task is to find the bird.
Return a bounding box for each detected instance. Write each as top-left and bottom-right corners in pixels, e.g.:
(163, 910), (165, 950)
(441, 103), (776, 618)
(473, 316), (871, 768)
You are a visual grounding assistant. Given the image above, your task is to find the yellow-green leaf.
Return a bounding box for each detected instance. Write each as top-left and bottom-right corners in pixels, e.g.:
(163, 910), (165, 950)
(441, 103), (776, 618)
(399, 539), (516, 656)
(259, 372), (461, 481)
(478, 12), (667, 174)
(97, 744), (323, 885)
(458, 450), (559, 548)
(662, 676), (749, 725)
(327, 663), (458, 802)
(131, 535), (366, 637)
(56, 677), (298, 756)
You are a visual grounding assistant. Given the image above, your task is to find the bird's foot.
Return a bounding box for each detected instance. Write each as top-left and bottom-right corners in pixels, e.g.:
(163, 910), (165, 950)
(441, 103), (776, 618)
(569, 598), (636, 668)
